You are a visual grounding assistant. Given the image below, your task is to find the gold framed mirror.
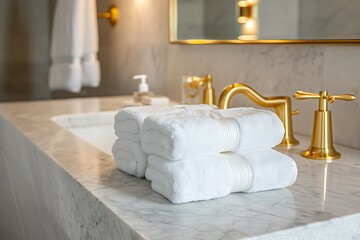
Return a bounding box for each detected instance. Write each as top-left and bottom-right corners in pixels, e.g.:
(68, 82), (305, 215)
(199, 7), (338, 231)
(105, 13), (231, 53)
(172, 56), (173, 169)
(169, 0), (360, 44)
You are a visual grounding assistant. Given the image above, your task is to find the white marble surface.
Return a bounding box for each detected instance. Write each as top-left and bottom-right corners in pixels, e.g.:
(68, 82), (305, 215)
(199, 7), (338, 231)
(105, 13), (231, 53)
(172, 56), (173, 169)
(52, 111), (117, 155)
(1, 96), (360, 239)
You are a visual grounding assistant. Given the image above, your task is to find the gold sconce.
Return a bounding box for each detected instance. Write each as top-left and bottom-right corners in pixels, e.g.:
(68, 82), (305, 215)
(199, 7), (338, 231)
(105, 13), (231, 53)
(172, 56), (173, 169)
(237, 0), (257, 23)
(237, 0), (258, 40)
(97, 5), (119, 26)
(238, 1), (252, 23)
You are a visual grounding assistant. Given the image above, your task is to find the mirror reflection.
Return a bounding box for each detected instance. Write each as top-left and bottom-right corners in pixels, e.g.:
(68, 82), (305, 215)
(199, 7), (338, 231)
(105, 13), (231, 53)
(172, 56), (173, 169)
(171, 0), (360, 42)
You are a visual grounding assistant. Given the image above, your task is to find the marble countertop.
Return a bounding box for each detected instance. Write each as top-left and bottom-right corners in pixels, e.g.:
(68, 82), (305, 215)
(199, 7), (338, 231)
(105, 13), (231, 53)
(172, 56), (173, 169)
(1, 96), (360, 240)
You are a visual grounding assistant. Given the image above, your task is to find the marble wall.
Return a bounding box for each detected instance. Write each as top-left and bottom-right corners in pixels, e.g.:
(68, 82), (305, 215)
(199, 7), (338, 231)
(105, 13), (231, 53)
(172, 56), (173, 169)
(99, 0), (360, 149)
(0, 115), (137, 240)
(0, 0), (359, 148)
(0, 119), (71, 240)
(177, 0), (205, 39)
(259, 0), (299, 39)
(299, 0), (360, 39)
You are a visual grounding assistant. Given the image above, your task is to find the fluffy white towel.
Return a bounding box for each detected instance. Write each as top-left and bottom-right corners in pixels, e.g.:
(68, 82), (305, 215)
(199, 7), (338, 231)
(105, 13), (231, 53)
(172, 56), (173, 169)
(141, 107), (284, 160)
(112, 104), (217, 177)
(145, 148), (297, 203)
(114, 104), (217, 141)
(49, 0), (100, 92)
(112, 138), (147, 178)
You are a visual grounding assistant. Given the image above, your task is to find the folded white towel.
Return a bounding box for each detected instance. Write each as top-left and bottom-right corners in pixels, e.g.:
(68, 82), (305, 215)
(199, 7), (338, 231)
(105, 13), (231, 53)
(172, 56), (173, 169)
(141, 107), (284, 160)
(145, 148), (297, 203)
(49, 0), (100, 92)
(112, 138), (147, 177)
(114, 104), (217, 141)
(112, 104), (217, 177)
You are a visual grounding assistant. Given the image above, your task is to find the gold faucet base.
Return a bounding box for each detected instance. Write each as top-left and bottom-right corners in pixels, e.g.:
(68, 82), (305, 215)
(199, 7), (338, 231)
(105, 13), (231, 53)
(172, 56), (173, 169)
(294, 90), (356, 160)
(185, 74), (215, 105)
(279, 139), (299, 148)
(302, 147), (341, 160)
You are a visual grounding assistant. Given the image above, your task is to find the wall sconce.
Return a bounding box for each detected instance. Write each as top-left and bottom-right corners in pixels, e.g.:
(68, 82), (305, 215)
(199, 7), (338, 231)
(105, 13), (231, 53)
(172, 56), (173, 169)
(237, 0), (258, 40)
(97, 5), (119, 26)
(237, 0), (257, 23)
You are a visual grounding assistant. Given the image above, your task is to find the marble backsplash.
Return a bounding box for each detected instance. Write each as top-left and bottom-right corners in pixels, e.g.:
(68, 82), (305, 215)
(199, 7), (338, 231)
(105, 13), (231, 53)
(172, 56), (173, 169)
(98, 0), (360, 149)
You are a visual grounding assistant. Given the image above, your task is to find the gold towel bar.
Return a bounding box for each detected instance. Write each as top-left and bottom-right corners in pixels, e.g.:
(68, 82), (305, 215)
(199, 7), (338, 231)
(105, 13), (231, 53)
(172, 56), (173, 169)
(97, 5), (118, 26)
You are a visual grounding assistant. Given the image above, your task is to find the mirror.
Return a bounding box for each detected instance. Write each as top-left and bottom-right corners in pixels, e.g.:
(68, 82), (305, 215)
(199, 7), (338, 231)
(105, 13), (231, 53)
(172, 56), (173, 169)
(170, 0), (360, 44)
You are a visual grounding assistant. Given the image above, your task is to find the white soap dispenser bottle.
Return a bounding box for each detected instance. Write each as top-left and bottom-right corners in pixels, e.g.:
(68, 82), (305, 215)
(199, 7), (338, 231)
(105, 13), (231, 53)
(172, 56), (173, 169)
(133, 74), (154, 102)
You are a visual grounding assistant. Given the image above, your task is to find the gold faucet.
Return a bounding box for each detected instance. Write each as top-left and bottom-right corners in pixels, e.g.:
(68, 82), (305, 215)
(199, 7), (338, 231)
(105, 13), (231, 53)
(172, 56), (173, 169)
(218, 83), (299, 147)
(185, 74), (215, 105)
(294, 90), (356, 160)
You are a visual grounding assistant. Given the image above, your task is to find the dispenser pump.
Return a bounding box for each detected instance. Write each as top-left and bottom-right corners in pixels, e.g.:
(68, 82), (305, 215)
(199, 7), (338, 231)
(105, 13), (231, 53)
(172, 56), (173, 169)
(133, 74), (149, 93)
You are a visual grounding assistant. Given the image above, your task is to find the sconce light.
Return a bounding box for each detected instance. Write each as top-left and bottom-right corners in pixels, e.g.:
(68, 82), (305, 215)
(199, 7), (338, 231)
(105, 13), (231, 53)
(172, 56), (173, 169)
(237, 0), (258, 40)
(237, 0), (257, 23)
(97, 5), (119, 26)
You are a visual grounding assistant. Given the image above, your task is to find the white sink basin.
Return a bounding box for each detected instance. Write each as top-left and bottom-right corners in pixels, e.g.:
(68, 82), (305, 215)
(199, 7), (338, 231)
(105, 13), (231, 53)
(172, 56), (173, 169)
(51, 111), (117, 155)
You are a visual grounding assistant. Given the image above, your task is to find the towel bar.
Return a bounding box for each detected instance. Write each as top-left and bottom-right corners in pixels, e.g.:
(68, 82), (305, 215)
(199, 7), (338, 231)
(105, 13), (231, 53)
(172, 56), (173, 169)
(97, 5), (118, 26)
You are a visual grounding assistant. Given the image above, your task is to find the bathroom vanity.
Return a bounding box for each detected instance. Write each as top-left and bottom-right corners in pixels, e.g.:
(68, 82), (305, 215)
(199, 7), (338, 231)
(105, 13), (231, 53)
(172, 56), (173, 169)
(1, 96), (360, 240)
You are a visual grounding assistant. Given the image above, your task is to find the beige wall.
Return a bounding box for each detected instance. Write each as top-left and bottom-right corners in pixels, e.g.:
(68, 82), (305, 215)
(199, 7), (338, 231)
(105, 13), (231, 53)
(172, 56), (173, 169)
(0, 0), (55, 101)
(0, 0), (359, 148)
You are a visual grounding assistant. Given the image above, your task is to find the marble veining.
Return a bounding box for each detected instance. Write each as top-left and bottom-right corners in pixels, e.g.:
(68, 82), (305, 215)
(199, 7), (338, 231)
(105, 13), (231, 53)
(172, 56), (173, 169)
(51, 110), (117, 128)
(1, 96), (360, 239)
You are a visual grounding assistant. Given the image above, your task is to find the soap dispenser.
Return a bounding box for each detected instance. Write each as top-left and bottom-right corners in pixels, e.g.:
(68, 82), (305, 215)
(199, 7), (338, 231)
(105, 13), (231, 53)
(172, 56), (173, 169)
(294, 90), (356, 160)
(133, 74), (154, 102)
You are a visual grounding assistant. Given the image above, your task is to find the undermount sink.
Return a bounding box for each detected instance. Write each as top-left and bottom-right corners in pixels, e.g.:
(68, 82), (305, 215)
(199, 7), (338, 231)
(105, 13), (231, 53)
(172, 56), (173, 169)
(51, 111), (117, 155)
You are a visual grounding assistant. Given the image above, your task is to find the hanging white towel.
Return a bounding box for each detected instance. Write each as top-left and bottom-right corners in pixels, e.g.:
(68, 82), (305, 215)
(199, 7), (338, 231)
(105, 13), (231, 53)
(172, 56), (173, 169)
(145, 148), (297, 203)
(49, 0), (100, 92)
(82, 0), (100, 87)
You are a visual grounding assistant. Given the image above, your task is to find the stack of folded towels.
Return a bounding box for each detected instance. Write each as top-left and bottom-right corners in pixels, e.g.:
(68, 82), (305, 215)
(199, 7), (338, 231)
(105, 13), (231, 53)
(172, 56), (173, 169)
(113, 106), (298, 203)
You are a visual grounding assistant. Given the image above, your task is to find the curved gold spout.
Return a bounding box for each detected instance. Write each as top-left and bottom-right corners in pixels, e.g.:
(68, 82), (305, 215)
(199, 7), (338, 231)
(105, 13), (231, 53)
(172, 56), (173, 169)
(218, 83), (299, 147)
